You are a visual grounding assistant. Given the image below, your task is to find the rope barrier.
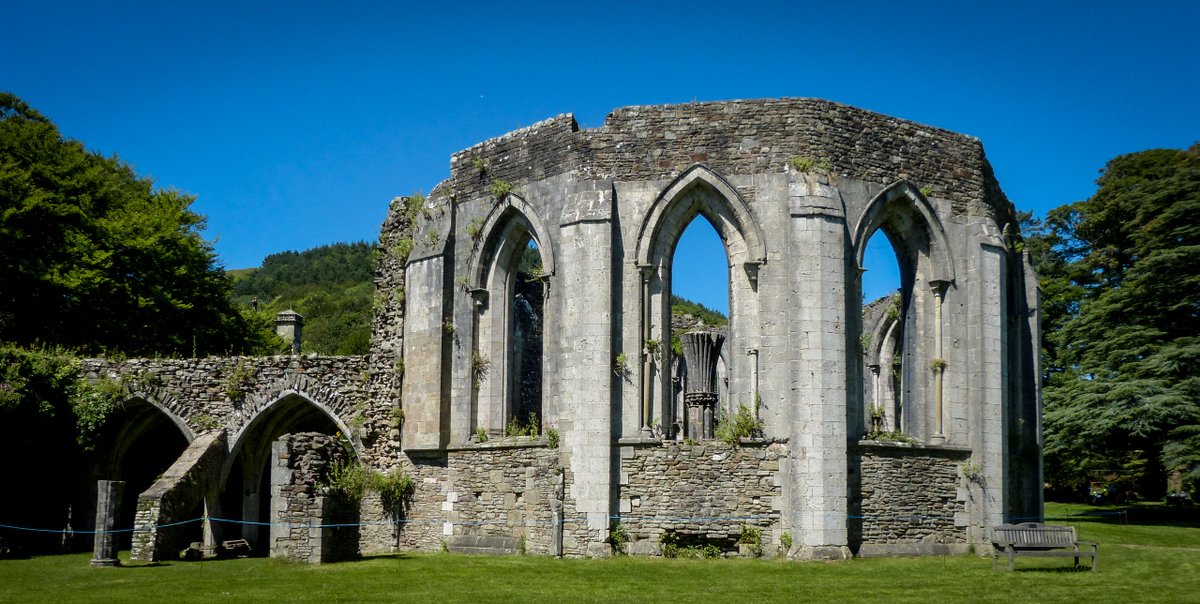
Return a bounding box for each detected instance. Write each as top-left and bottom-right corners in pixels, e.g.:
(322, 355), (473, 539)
(4, 510), (1062, 534)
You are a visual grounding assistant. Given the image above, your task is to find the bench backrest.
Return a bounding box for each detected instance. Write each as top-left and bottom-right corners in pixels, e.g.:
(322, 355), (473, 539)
(991, 523), (1078, 548)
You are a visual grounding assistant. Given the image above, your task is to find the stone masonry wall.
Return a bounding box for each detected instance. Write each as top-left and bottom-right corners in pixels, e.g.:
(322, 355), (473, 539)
(78, 355), (378, 455)
(365, 442), (584, 557)
(618, 440), (784, 555)
(440, 99), (1015, 224)
(130, 430), (226, 562)
(269, 432), (356, 563)
(441, 442), (561, 555)
(850, 442), (971, 556)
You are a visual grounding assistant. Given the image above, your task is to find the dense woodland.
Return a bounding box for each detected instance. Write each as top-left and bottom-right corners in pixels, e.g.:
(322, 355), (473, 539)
(0, 92), (1196, 554)
(230, 242), (375, 355)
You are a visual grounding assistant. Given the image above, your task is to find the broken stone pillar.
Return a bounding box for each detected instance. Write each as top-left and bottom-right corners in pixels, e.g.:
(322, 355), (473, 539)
(275, 309), (304, 354)
(91, 480), (125, 567)
(681, 330), (724, 440)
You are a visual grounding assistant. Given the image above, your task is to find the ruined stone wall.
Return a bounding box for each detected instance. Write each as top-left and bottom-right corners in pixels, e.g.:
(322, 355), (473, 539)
(78, 355), (380, 455)
(130, 431), (226, 562)
(441, 99), (1015, 223)
(617, 440), (784, 555)
(849, 442), (970, 556)
(269, 432), (358, 563)
(359, 442), (580, 556)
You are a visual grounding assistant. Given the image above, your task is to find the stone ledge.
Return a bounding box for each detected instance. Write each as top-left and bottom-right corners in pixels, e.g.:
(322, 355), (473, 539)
(445, 437), (550, 452)
(852, 440), (972, 457)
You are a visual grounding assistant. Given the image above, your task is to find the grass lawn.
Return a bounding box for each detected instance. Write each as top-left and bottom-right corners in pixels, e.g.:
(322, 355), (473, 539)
(2, 502), (1198, 603)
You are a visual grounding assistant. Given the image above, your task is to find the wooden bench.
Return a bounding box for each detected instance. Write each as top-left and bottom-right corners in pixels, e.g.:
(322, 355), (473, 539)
(991, 523), (1098, 571)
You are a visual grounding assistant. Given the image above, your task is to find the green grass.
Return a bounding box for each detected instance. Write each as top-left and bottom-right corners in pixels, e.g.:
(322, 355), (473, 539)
(2, 504), (1198, 603)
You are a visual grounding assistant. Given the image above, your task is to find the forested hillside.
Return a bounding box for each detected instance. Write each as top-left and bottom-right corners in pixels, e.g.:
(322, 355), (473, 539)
(230, 242), (375, 355)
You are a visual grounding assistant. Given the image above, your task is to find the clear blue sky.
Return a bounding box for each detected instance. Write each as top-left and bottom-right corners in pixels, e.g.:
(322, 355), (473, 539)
(4, 1), (1197, 313)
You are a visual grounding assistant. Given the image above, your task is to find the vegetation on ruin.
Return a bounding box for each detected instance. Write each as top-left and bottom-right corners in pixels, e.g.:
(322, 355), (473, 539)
(0, 93), (266, 357)
(3, 502), (1198, 602)
(715, 403), (763, 444)
(504, 412), (540, 437)
(321, 459), (415, 510)
(1026, 143), (1200, 500)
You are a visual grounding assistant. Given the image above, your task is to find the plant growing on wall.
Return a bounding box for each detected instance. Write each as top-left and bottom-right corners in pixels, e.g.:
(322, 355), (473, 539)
(930, 358), (948, 372)
(644, 339), (662, 364)
(191, 413), (221, 431)
(505, 412), (540, 437)
(867, 403), (885, 433)
(442, 318), (455, 335)
(223, 361), (255, 401)
(613, 352), (631, 377)
(490, 180), (513, 200)
(789, 156), (815, 172)
(546, 427), (560, 448)
(474, 425), (488, 443)
(471, 351), (490, 389)
(960, 458), (984, 483)
(466, 217), (484, 241)
(472, 157), (489, 176)
(715, 403), (763, 444)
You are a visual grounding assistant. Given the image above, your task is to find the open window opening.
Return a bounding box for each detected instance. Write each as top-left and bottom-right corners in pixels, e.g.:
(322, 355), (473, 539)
(472, 209), (548, 440)
(861, 231), (907, 436)
(668, 217), (731, 441)
(508, 240), (544, 435)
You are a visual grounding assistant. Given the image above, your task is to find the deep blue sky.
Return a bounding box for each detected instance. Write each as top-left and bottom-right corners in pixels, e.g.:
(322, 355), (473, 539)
(4, 1), (1196, 312)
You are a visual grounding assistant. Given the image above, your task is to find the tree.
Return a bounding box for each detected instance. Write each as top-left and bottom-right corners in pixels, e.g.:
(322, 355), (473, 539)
(1032, 144), (1200, 498)
(0, 92), (265, 356)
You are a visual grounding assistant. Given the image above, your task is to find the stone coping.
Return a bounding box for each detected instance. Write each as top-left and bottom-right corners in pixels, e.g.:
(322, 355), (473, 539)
(444, 437), (551, 452)
(616, 436), (781, 448)
(852, 439), (972, 456)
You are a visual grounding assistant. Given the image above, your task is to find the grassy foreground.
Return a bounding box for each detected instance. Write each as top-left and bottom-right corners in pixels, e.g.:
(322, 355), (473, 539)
(2, 503), (1197, 603)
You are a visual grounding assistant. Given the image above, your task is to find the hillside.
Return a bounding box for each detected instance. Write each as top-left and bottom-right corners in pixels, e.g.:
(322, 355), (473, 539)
(231, 242), (729, 357)
(231, 242), (374, 355)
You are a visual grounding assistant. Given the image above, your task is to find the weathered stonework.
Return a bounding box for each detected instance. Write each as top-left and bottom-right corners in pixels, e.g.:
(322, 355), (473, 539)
(618, 440), (784, 555)
(93, 99), (1041, 562)
(849, 442), (971, 556)
(269, 432), (358, 563)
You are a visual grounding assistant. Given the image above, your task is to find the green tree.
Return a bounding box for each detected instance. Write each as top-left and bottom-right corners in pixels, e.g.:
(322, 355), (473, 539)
(1033, 144), (1200, 498)
(0, 92), (261, 356)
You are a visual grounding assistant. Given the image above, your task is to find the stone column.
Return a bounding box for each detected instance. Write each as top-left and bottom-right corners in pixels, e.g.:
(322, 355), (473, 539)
(639, 264), (654, 437)
(681, 330), (724, 440)
(930, 279), (950, 444)
(786, 176), (850, 556)
(91, 480), (125, 567)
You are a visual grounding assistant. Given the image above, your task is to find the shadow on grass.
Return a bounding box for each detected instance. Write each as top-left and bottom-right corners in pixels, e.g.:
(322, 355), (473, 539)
(1047, 502), (1200, 530)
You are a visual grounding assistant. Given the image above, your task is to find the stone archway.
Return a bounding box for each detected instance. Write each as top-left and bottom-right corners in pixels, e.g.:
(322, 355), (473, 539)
(219, 392), (355, 552)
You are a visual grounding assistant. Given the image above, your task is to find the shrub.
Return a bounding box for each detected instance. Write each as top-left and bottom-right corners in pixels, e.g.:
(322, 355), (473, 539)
(715, 403), (763, 444)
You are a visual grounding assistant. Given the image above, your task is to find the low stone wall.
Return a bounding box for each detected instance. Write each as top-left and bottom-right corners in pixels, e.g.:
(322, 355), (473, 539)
(849, 441), (971, 556)
(442, 441), (561, 555)
(362, 440), (574, 556)
(617, 440), (784, 556)
(269, 432), (358, 563)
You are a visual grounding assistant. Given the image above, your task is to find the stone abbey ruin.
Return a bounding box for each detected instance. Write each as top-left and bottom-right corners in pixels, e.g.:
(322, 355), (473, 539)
(82, 98), (1041, 562)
